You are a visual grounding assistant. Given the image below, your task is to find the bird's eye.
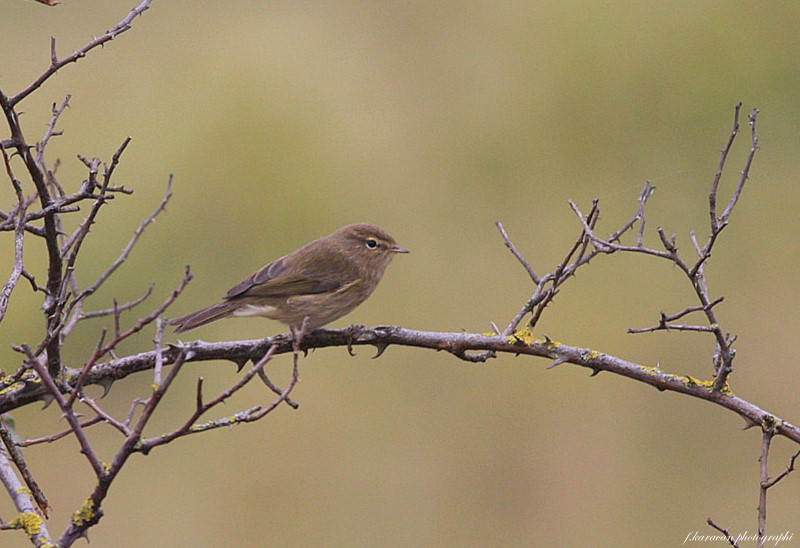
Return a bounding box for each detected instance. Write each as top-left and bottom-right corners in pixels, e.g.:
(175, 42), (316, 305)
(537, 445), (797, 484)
(365, 239), (379, 249)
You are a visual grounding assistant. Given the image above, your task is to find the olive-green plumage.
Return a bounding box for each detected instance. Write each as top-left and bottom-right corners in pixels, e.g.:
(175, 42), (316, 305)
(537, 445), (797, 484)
(170, 223), (408, 333)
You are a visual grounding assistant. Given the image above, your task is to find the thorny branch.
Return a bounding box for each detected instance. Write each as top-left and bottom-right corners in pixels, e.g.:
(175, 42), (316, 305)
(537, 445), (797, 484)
(1, 96), (795, 545)
(7, 0), (153, 108)
(566, 104), (759, 396)
(0, 2), (794, 546)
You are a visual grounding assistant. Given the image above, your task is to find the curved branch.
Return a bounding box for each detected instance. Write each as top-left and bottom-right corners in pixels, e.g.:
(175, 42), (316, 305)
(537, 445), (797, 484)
(1, 325), (797, 444)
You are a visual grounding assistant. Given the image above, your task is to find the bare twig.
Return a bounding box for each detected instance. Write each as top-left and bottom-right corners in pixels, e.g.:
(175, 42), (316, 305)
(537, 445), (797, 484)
(706, 518), (741, 548)
(74, 175), (171, 300)
(0, 147), (27, 324)
(628, 298), (725, 334)
(23, 347), (104, 478)
(8, 0), (153, 108)
(495, 221), (539, 283)
(136, 342), (285, 453)
(0, 445), (52, 546)
(0, 419), (49, 518)
(709, 102), (742, 232)
(757, 427), (773, 547)
(635, 181), (656, 247)
(57, 349), (191, 546)
(153, 316), (166, 387)
(498, 201), (601, 336)
(65, 265), (192, 407)
(35, 95), (70, 170)
(79, 395), (131, 437)
(257, 368), (300, 409)
(564, 106), (759, 395)
(60, 177), (175, 339)
(763, 449), (800, 489)
(16, 417), (104, 447)
(755, 421), (799, 548)
(80, 283), (155, 320)
(718, 108), (759, 228)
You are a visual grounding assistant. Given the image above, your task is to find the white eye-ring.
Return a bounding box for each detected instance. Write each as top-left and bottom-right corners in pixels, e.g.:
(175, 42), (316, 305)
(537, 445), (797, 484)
(365, 239), (379, 249)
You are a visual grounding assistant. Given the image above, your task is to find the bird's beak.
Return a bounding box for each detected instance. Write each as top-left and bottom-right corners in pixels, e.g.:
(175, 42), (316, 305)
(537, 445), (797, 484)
(391, 245), (410, 254)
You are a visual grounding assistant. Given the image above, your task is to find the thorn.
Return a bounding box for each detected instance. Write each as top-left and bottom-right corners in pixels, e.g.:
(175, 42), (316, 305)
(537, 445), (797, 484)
(97, 378), (114, 398)
(741, 416), (758, 430)
(232, 357), (248, 373)
(547, 356), (568, 369)
(589, 368), (601, 377)
(40, 393), (54, 409)
(372, 342), (389, 359)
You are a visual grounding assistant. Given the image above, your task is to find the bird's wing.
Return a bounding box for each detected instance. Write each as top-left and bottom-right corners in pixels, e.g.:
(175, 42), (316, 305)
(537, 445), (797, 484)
(225, 257), (345, 300)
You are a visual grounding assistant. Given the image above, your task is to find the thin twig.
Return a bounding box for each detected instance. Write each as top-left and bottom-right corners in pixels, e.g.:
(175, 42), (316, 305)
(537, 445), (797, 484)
(763, 449), (800, 489)
(709, 102), (742, 232)
(0, 419), (50, 517)
(0, 147), (27, 325)
(0, 444), (53, 546)
(65, 266), (192, 405)
(9, 0), (154, 108)
(80, 283), (155, 320)
(23, 347), (104, 477)
(706, 518), (741, 548)
(495, 221), (539, 283)
(16, 417), (104, 447)
(757, 427), (773, 547)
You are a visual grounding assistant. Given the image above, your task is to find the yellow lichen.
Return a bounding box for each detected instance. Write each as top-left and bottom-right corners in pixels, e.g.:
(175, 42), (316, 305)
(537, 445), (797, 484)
(0, 381), (25, 395)
(72, 497), (96, 526)
(507, 327), (536, 346)
(10, 512), (43, 536)
(681, 375), (716, 390)
(639, 365), (662, 376)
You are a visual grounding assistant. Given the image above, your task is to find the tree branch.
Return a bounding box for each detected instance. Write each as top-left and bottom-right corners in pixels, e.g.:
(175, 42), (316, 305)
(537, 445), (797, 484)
(8, 1), (153, 108)
(2, 325), (798, 446)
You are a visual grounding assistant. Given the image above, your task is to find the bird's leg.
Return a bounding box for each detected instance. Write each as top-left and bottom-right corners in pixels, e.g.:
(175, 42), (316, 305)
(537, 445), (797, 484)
(343, 324), (366, 356)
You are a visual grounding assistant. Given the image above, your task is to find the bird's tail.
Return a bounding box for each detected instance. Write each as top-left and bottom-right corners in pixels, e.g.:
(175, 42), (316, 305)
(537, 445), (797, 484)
(169, 301), (237, 333)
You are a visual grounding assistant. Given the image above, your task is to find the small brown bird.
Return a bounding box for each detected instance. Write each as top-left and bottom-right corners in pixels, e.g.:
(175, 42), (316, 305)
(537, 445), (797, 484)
(170, 223), (408, 333)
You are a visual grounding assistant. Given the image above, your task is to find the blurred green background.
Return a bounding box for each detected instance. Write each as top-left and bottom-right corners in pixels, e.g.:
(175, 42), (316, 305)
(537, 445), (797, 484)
(2, 1), (800, 546)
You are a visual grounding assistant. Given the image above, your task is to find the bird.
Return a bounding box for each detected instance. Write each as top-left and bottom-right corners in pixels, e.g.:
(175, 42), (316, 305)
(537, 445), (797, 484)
(169, 223), (408, 334)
